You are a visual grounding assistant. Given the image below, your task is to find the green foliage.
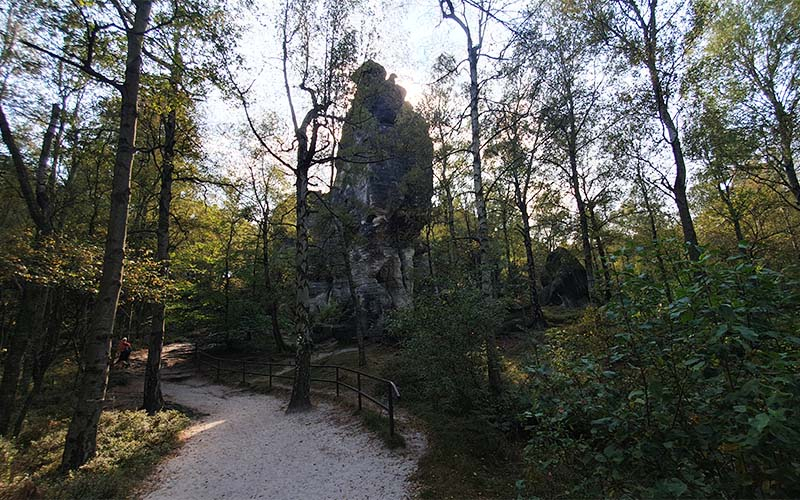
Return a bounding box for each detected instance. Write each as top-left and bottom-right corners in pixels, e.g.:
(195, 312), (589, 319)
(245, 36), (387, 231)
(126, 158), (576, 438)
(316, 302), (344, 324)
(388, 287), (503, 414)
(0, 410), (189, 499)
(0, 231), (170, 303)
(523, 246), (800, 498)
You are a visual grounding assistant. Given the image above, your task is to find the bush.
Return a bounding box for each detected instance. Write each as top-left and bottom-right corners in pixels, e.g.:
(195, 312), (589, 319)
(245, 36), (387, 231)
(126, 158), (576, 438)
(523, 248), (800, 498)
(388, 287), (503, 415)
(386, 287), (530, 499)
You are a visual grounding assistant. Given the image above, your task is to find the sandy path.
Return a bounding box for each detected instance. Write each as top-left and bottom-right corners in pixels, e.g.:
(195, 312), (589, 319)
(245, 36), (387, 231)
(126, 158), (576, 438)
(142, 375), (424, 500)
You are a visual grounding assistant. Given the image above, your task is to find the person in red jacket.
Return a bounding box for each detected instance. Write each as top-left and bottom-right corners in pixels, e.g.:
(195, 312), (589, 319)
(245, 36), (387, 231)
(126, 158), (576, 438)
(114, 337), (132, 367)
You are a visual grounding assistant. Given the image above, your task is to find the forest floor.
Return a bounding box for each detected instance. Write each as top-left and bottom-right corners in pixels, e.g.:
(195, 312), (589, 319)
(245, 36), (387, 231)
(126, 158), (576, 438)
(133, 343), (426, 500)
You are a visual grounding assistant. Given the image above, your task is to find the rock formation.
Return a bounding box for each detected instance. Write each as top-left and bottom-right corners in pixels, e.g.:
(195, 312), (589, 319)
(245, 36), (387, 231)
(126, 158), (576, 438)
(541, 247), (590, 307)
(308, 60), (433, 337)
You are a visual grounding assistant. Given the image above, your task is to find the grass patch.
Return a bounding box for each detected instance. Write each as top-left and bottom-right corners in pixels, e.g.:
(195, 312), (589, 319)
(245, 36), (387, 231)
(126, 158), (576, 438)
(0, 409), (189, 500)
(541, 305), (584, 325)
(360, 409), (405, 449)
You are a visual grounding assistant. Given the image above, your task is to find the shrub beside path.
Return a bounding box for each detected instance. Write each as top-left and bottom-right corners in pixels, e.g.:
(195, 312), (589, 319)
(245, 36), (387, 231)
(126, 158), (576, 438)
(138, 344), (425, 500)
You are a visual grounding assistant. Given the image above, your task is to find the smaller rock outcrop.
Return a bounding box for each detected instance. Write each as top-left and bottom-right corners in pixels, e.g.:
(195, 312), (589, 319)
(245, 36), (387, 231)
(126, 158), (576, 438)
(541, 248), (589, 307)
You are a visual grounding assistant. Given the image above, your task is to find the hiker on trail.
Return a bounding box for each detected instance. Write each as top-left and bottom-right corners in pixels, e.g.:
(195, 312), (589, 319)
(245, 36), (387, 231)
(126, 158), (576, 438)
(114, 337), (132, 367)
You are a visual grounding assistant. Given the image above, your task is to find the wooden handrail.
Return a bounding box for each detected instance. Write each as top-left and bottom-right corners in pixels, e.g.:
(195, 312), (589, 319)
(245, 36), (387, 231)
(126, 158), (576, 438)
(193, 347), (398, 437)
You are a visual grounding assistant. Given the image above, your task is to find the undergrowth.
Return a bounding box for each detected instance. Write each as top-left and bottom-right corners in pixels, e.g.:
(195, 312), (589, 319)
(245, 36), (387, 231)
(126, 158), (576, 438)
(0, 409), (188, 500)
(386, 287), (530, 499)
(521, 248), (800, 498)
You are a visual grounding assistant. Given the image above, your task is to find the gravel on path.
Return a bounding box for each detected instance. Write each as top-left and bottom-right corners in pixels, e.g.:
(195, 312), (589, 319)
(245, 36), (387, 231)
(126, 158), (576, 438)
(142, 375), (424, 500)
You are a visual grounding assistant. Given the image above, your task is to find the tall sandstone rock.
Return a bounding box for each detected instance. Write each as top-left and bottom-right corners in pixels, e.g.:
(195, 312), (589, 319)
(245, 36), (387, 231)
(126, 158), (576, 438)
(310, 60), (433, 336)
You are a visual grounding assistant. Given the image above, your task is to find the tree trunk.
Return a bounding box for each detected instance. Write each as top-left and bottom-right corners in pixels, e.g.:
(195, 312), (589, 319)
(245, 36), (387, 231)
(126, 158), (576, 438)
(717, 184), (745, 244)
(425, 222), (436, 281)
(779, 205), (800, 259)
(560, 77), (596, 299)
(61, 0), (152, 471)
(637, 167), (674, 303)
(0, 289), (6, 352)
(223, 219), (235, 347)
(287, 160), (313, 412)
(514, 183), (546, 328)
(644, 54), (700, 261)
(568, 152), (595, 298)
(262, 217), (286, 352)
(337, 221), (368, 368)
(587, 207), (612, 302)
(769, 95), (800, 210)
(143, 108), (175, 415)
(0, 102), (61, 432)
(465, 43), (502, 395)
(501, 200), (514, 281)
(345, 253), (368, 368)
(0, 102), (59, 233)
(442, 168), (457, 266)
(12, 288), (63, 436)
(0, 284), (48, 435)
(780, 155), (800, 210)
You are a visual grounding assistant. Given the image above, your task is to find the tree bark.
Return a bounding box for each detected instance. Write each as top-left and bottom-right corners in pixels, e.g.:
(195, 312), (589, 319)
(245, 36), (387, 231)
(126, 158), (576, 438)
(643, 47), (700, 261)
(513, 180), (546, 328)
(262, 215), (286, 352)
(223, 218), (235, 347)
(0, 284), (48, 435)
(559, 76), (596, 298)
(717, 183), (745, 245)
(441, 3), (503, 395)
(468, 51), (502, 394)
(338, 223), (367, 367)
(587, 206), (612, 301)
(287, 158), (313, 412)
(12, 288), (63, 436)
(143, 109), (175, 415)
(441, 161), (458, 266)
(0, 103), (59, 233)
(0, 101), (60, 436)
(500, 200), (515, 281)
(61, 0), (152, 470)
(568, 151), (595, 298)
(766, 90), (800, 210)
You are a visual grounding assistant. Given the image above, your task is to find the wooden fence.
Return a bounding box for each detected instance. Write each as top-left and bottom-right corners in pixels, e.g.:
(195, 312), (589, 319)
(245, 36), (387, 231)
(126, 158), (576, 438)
(194, 348), (400, 436)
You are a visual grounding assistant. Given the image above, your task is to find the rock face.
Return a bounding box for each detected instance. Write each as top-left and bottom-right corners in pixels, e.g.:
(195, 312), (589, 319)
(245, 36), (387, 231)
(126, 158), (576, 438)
(309, 60), (433, 337)
(541, 247), (589, 308)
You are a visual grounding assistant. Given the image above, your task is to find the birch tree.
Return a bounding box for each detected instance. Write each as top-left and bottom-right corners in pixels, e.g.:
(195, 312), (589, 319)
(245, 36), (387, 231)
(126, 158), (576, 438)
(439, 0), (502, 395)
(586, 0), (702, 260)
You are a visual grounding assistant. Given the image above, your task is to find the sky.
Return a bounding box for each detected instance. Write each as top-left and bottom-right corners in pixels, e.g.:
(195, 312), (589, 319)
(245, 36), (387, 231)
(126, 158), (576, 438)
(200, 0), (493, 188)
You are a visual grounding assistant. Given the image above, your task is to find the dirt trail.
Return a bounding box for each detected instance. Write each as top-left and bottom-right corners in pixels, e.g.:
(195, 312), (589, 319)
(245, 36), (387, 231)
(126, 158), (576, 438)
(272, 344), (360, 377)
(140, 344), (425, 500)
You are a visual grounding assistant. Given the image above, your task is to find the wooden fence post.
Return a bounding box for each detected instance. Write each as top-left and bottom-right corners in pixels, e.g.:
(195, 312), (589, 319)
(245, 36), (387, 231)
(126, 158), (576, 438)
(335, 367), (340, 397)
(388, 383), (395, 437)
(357, 372), (362, 411)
